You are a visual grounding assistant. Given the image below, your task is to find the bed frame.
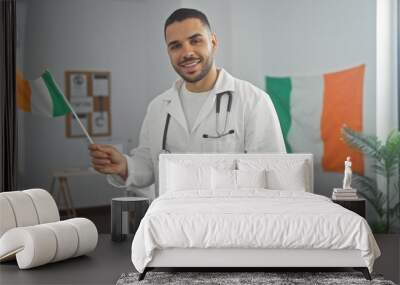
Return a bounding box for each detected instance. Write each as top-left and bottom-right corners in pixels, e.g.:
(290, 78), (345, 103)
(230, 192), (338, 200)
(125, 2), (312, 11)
(141, 248), (371, 280)
(139, 154), (371, 280)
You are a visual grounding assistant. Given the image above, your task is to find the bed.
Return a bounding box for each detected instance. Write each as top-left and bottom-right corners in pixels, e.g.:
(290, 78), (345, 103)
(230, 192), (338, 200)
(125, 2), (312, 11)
(131, 153), (381, 281)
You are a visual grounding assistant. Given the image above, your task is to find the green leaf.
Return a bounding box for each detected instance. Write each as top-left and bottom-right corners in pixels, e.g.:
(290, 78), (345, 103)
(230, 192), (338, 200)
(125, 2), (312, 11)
(370, 163), (387, 177)
(389, 202), (400, 217)
(371, 221), (388, 233)
(394, 183), (400, 219)
(341, 127), (382, 160)
(353, 175), (385, 217)
(383, 130), (400, 167)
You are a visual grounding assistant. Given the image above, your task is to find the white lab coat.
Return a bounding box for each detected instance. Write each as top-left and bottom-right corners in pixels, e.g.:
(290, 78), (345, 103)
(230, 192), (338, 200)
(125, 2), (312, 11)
(108, 69), (286, 196)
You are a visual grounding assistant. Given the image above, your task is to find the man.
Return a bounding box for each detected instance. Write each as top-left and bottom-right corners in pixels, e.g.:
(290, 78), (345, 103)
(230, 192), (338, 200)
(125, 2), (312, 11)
(89, 8), (285, 196)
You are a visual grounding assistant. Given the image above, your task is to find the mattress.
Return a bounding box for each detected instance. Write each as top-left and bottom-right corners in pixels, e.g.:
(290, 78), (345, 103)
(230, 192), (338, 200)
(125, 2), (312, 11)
(131, 189), (380, 273)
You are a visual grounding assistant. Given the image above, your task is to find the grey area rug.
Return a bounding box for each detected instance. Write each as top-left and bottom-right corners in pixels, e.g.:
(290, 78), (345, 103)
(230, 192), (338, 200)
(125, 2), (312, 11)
(116, 271), (396, 285)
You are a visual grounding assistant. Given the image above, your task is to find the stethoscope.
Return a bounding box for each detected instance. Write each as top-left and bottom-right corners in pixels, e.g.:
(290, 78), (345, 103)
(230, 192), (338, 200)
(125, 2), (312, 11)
(161, 91), (235, 152)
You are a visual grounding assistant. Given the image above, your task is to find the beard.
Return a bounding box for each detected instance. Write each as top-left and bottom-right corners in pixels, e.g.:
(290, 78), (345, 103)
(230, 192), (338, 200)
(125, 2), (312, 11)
(173, 53), (214, 83)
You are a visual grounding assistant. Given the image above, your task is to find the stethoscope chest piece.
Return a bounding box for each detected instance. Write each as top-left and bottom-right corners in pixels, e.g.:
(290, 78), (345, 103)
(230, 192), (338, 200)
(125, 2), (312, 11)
(203, 91), (235, 139)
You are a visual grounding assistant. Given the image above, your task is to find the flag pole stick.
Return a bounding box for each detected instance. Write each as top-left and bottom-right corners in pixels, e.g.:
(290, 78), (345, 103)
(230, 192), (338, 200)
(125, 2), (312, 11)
(48, 70), (94, 144)
(63, 97), (95, 144)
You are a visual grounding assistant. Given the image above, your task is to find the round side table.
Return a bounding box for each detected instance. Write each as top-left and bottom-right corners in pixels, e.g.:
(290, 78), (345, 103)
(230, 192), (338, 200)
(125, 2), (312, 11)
(111, 197), (150, 242)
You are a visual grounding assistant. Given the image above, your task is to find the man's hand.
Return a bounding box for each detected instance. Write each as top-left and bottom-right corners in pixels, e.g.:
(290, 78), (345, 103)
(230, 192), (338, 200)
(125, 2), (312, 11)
(88, 144), (128, 180)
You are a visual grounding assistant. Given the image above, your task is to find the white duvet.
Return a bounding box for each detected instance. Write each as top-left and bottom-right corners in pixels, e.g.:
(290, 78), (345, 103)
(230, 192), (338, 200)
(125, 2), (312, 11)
(131, 190), (380, 273)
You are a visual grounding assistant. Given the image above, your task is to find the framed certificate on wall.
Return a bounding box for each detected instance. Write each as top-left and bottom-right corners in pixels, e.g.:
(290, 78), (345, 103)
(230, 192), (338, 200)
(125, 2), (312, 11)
(65, 71), (111, 138)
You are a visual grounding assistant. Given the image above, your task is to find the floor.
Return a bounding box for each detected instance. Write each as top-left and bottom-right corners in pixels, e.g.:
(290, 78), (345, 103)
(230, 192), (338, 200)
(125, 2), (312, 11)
(73, 205), (400, 284)
(373, 234), (400, 284)
(1, 205), (399, 285)
(0, 234), (133, 285)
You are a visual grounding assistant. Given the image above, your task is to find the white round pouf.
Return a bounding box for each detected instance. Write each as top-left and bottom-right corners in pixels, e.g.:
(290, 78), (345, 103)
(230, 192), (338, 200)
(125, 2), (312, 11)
(0, 196), (17, 237)
(0, 192), (39, 227)
(42, 221), (79, 262)
(23, 189), (60, 223)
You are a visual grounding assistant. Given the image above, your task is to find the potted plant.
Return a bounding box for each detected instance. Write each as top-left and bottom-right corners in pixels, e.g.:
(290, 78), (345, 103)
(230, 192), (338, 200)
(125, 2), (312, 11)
(341, 127), (400, 233)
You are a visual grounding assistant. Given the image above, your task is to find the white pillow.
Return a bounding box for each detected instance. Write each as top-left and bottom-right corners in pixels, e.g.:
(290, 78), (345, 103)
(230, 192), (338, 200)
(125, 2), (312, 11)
(236, 169), (267, 189)
(211, 169), (268, 190)
(266, 167), (306, 191)
(167, 162), (211, 191)
(211, 168), (236, 190)
(238, 159), (307, 191)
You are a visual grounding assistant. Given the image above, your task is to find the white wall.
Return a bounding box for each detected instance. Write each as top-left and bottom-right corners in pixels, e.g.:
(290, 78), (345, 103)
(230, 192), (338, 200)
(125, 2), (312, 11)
(18, 0), (378, 207)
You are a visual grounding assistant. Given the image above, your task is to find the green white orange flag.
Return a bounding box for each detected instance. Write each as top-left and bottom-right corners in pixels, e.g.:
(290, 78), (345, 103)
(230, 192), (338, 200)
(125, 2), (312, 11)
(16, 70), (70, 117)
(266, 65), (365, 174)
(16, 69), (94, 144)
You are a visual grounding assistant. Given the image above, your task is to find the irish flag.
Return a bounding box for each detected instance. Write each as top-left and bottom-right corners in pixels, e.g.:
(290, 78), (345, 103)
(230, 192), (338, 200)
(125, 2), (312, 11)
(266, 65), (364, 174)
(16, 70), (70, 117)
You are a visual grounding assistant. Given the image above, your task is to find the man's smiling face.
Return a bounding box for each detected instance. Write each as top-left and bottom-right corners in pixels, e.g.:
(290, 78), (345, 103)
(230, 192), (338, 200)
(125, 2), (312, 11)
(165, 18), (217, 83)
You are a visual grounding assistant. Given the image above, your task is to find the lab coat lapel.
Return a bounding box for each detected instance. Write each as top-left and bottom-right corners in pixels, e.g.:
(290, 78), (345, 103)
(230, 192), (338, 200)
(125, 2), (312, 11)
(165, 87), (189, 134)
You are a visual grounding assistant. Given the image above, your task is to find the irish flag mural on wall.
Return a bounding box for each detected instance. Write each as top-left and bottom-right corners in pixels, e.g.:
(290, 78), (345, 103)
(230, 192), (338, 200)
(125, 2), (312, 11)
(266, 65), (365, 174)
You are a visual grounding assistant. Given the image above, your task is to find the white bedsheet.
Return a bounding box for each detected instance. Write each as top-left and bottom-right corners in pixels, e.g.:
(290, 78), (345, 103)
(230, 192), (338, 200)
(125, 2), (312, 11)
(131, 190), (380, 273)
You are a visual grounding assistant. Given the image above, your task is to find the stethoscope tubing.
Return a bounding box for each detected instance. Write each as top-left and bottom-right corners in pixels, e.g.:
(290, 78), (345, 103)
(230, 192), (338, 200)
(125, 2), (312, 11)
(161, 91), (234, 152)
(162, 113), (171, 152)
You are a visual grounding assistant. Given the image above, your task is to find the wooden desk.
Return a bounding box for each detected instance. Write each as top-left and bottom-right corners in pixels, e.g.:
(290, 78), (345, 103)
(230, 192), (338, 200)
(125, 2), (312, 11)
(49, 168), (99, 218)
